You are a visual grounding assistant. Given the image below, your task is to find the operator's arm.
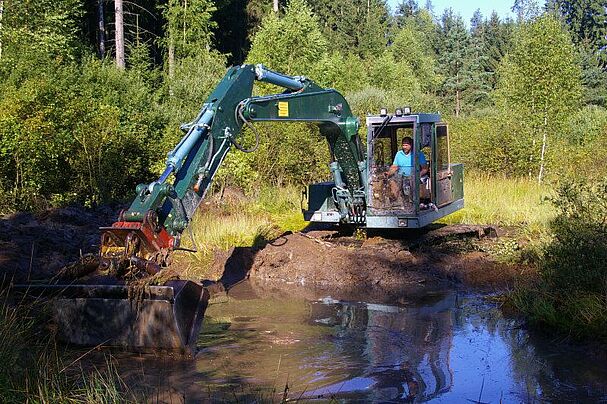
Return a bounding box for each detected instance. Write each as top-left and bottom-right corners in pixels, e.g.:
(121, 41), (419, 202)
(420, 163), (429, 177)
(387, 164), (399, 177)
(386, 151), (401, 177)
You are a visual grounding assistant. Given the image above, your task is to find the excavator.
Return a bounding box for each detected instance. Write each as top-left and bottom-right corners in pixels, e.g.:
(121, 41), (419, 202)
(17, 65), (463, 355)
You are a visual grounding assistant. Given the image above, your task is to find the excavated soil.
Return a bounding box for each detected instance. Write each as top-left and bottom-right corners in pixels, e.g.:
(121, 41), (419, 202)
(208, 224), (529, 300)
(0, 206), (120, 282)
(0, 205), (531, 292)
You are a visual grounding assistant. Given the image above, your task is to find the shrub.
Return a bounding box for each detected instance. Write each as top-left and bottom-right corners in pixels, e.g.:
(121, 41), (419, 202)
(0, 55), (166, 209)
(512, 178), (607, 340)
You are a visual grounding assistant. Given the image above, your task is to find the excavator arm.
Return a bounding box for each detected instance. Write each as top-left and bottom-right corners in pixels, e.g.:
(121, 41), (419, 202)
(101, 64), (366, 274)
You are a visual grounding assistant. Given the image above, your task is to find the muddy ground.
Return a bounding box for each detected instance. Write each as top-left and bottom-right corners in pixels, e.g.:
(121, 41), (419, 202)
(0, 205), (532, 293)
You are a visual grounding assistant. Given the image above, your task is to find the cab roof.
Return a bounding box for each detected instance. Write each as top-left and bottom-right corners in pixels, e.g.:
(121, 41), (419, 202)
(366, 113), (442, 126)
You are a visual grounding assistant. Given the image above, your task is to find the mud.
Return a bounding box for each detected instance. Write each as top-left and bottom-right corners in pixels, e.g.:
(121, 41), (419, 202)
(0, 206), (120, 282)
(0, 204), (530, 292)
(209, 224), (528, 297)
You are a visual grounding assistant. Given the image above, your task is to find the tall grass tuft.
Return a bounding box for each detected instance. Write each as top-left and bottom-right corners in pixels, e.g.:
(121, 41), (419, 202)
(0, 290), (131, 403)
(441, 173), (555, 228)
(178, 185), (307, 280)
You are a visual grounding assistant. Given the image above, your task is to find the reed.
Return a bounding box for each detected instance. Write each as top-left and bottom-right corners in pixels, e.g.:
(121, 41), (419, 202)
(0, 290), (131, 403)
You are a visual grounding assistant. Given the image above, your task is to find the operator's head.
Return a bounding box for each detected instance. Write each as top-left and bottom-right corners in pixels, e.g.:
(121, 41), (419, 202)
(402, 136), (413, 154)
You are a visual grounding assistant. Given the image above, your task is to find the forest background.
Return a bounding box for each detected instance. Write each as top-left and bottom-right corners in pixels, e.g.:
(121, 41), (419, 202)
(0, 0), (606, 210)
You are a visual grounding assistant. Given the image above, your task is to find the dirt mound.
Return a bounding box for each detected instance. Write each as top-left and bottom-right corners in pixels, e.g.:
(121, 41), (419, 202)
(0, 206), (120, 281)
(233, 225), (526, 293)
(250, 232), (424, 288)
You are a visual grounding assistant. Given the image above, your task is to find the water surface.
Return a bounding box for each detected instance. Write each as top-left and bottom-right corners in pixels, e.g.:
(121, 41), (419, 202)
(86, 281), (607, 402)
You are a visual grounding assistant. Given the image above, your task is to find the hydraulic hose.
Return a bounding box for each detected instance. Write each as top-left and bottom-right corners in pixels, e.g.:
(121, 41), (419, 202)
(231, 102), (260, 153)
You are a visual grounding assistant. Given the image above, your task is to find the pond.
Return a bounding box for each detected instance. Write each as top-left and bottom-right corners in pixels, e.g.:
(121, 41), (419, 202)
(81, 280), (607, 402)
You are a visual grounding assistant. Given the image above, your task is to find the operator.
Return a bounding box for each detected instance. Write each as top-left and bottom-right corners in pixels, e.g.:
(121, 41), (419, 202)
(385, 136), (428, 201)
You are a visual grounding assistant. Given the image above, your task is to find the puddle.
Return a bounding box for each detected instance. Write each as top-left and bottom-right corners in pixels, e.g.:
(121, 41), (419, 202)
(76, 281), (607, 402)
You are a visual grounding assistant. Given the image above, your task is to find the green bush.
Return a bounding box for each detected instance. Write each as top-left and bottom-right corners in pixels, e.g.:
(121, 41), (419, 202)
(0, 55), (166, 209)
(513, 178), (607, 340)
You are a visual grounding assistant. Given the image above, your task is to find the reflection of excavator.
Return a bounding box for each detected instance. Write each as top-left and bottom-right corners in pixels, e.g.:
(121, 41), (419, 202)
(306, 292), (455, 401)
(22, 65), (463, 353)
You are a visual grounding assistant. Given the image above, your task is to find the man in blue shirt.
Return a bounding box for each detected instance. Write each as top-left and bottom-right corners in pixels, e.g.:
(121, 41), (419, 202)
(385, 136), (429, 202)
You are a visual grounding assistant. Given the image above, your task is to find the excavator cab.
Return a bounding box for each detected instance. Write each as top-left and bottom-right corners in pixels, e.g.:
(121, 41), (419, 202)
(304, 110), (464, 228)
(365, 111), (464, 228)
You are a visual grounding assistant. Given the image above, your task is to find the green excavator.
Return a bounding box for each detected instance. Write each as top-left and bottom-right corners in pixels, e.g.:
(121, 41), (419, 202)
(17, 65), (463, 354)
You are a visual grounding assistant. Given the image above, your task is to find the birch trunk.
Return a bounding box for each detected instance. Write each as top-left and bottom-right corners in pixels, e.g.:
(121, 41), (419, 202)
(0, 0), (4, 60)
(168, 39), (175, 79)
(538, 110), (548, 183)
(115, 0), (125, 69)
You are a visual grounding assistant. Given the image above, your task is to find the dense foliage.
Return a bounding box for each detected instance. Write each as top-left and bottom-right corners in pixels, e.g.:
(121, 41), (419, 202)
(513, 178), (607, 340)
(0, 0), (606, 211)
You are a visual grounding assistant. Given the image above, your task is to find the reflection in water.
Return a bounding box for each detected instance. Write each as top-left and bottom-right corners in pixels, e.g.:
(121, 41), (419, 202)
(305, 293), (455, 401)
(75, 283), (607, 402)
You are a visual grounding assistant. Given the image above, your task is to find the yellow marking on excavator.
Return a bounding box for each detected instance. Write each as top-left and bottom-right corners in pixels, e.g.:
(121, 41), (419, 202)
(278, 101), (289, 117)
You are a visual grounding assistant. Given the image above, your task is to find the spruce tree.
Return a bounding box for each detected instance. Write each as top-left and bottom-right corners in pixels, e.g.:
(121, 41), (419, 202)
(437, 9), (476, 116)
(548, 0), (607, 59)
(307, 0), (389, 58)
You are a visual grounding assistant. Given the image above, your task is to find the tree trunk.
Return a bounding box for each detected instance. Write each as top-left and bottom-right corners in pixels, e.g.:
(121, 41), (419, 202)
(538, 110), (548, 184)
(0, 0), (4, 60)
(168, 38), (175, 79)
(273, 0), (278, 13)
(183, 0), (187, 44)
(455, 88), (461, 117)
(97, 0), (106, 58)
(115, 0), (125, 69)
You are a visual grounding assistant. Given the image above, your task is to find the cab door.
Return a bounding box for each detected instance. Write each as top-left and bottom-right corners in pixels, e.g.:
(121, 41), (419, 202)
(435, 123), (452, 207)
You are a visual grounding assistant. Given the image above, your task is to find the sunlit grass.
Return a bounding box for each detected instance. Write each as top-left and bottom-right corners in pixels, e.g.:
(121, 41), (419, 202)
(178, 186), (308, 279)
(247, 185), (308, 232)
(441, 173), (555, 229)
(178, 177), (556, 278)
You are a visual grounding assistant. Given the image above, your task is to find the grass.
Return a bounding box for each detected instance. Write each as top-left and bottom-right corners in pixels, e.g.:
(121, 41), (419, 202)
(177, 176), (557, 278)
(0, 290), (132, 403)
(177, 185), (306, 280)
(440, 173), (555, 228)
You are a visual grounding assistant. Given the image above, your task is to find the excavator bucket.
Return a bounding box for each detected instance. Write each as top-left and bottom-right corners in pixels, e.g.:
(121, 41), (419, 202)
(14, 280), (209, 356)
(11, 212), (209, 355)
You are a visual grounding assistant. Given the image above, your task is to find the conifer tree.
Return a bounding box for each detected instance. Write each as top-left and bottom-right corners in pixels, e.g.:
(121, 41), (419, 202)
(437, 9), (477, 116)
(470, 11), (513, 92)
(547, 0), (607, 59)
(395, 0), (419, 25)
(162, 0), (216, 77)
(307, 0), (389, 58)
